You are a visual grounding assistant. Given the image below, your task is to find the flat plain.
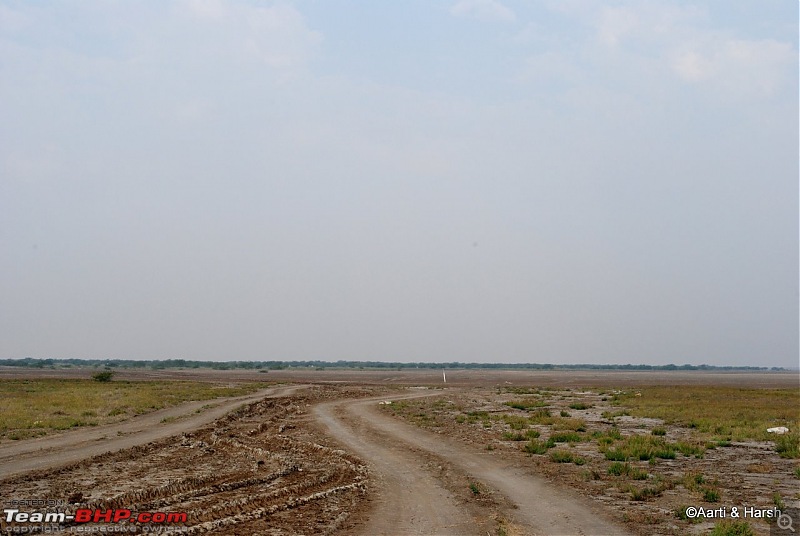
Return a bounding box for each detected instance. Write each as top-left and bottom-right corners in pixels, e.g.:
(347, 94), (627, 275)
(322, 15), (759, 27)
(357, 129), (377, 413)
(0, 367), (796, 535)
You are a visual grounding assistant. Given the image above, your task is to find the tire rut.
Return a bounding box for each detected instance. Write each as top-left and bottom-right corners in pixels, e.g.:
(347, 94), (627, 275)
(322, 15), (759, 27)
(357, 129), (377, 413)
(314, 398), (484, 536)
(0, 385), (305, 479)
(315, 392), (632, 536)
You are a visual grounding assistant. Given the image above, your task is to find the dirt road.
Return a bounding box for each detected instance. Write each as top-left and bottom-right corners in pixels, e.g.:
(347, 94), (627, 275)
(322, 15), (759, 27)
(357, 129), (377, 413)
(313, 391), (632, 536)
(0, 384), (303, 479)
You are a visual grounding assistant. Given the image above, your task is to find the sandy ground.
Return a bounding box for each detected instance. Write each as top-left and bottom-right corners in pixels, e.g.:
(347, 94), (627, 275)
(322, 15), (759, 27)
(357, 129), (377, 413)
(0, 367), (797, 535)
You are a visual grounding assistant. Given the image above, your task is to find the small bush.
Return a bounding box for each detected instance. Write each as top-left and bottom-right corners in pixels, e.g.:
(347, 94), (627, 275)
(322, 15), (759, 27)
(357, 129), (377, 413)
(569, 402), (592, 410)
(92, 371), (114, 382)
(651, 427), (666, 436)
(560, 410), (571, 417)
(553, 417), (587, 432)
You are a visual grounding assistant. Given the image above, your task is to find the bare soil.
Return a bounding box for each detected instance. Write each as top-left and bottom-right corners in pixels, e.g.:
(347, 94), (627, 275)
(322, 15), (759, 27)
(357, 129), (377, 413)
(0, 368), (796, 535)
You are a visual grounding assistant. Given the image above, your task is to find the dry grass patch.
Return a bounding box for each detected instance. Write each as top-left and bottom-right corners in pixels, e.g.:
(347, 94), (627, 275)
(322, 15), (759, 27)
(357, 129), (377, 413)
(0, 379), (269, 440)
(611, 386), (799, 443)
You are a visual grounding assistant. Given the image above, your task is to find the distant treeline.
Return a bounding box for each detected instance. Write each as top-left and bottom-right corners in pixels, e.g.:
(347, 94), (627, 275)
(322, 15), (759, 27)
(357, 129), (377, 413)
(0, 358), (785, 371)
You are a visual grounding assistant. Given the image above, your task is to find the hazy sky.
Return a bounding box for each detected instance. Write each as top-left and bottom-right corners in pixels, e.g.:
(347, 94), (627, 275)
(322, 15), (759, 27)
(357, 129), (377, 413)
(1, 1), (797, 366)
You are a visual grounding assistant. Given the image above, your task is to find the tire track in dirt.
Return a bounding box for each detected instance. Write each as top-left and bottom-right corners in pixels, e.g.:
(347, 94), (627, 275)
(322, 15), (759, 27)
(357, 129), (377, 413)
(314, 397), (485, 536)
(0, 385), (305, 479)
(316, 391), (632, 536)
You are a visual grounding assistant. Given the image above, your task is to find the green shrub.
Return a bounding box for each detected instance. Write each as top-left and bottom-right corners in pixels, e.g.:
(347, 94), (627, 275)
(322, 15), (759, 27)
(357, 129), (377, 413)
(92, 371), (114, 382)
(651, 427), (666, 436)
(569, 402), (592, 410)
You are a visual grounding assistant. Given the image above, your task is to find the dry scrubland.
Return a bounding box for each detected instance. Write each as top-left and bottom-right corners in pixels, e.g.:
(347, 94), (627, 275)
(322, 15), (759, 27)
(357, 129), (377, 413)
(0, 369), (797, 535)
(384, 385), (799, 535)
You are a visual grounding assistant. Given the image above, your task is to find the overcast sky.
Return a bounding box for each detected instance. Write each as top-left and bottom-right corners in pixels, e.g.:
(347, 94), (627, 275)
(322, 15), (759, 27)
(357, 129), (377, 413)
(1, 1), (797, 366)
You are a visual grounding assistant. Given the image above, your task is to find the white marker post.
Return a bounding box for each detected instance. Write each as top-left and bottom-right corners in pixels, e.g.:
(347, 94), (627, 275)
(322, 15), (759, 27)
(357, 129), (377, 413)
(442, 369), (446, 383)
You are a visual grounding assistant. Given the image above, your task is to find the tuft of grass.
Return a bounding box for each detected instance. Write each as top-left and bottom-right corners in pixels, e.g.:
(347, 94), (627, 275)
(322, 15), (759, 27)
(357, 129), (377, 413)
(651, 427), (666, 436)
(550, 431), (583, 443)
(502, 431), (527, 441)
(709, 521), (754, 536)
(549, 449), (574, 463)
(682, 472), (705, 491)
(502, 414), (530, 430)
(553, 417), (587, 432)
(582, 468), (602, 480)
(560, 410), (571, 417)
(608, 462), (649, 480)
(703, 488), (720, 502)
(676, 441), (706, 458)
(569, 402), (592, 410)
(602, 434), (677, 461)
(505, 398), (548, 411)
(523, 439), (550, 455)
(547, 449), (587, 465)
(775, 432), (800, 459)
(527, 409), (555, 425)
